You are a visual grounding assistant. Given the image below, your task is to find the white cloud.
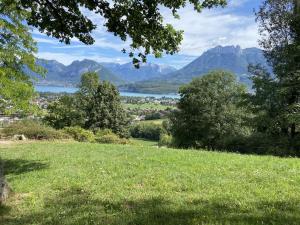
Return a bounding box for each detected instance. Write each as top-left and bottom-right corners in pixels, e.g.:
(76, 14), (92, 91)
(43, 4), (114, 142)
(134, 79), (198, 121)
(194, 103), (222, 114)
(33, 37), (59, 45)
(32, 2), (260, 68)
(163, 5), (259, 56)
(36, 52), (130, 65)
(228, 0), (251, 7)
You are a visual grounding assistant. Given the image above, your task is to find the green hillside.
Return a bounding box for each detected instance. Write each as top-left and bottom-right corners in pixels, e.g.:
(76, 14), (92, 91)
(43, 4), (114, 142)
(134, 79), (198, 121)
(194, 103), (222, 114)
(1, 141), (299, 225)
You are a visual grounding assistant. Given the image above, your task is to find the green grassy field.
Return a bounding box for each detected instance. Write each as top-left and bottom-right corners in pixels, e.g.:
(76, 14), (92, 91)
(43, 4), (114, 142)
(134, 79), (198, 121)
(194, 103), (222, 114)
(1, 141), (300, 225)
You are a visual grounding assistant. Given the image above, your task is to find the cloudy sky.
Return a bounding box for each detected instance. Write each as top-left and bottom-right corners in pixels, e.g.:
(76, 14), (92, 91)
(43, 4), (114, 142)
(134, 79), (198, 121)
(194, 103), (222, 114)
(33, 0), (261, 69)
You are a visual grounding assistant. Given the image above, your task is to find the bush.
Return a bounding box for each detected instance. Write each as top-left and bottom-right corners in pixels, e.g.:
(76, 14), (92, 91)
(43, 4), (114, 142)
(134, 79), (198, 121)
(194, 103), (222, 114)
(63, 126), (95, 142)
(158, 134), (173, 147)
(2, 120), (69, 140)
(145, 112), (161, 120)
(223, 133), (300, 157)
(95, 129), (129, 144)
(130, 123), (165, 141)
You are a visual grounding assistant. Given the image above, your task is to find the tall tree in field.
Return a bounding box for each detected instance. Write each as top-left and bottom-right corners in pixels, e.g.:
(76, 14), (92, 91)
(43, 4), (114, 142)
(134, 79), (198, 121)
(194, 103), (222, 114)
(78, 72), (129, 137)
(255, 0), (300, 138)
(0, 1), (43, 114)
(170, 71), (249, 150)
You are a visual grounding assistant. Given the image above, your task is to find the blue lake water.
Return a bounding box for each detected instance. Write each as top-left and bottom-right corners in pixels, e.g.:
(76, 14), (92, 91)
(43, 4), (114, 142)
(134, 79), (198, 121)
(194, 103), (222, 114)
(35, 85), (179, 99)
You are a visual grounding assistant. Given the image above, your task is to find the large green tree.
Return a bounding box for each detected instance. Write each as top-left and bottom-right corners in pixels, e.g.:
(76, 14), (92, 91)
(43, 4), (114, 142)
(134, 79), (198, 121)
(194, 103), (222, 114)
(255, 0), (300, 138)
(80, 73), (128, 136)
(170, 71), (249, 150)
(44, 72), (129, 136)
(44, 95), (84, 129)
(0, 1), (43, 114)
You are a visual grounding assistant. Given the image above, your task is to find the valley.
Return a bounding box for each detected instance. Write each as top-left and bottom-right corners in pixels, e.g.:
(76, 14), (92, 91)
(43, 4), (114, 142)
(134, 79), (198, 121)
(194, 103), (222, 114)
(32, 45), (271, 94)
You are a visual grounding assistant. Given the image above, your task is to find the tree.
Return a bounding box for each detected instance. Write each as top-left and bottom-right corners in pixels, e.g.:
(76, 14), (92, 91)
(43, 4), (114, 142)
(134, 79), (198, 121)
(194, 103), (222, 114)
(83, 78), (129, 137)
(256, 0), (300, 138)
(247, 65), (285, 135)
(44, 95), (84, 129)
(16, 0), (227, 65)
(170, 71), (249, 150)
(44, 72), (129, 136)
(0, 1), (43, 114)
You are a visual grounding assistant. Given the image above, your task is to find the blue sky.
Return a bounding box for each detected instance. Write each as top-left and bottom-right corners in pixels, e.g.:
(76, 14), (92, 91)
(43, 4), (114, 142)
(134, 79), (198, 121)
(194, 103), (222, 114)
(33, 0), (261, 69)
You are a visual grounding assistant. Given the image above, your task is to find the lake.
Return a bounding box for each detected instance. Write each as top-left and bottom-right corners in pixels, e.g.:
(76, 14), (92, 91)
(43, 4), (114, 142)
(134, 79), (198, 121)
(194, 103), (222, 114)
(35, 85), (179, 99)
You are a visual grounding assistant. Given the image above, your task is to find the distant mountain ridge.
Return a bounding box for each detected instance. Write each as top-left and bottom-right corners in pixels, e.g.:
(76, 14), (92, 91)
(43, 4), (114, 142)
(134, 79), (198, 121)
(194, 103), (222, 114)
(32, 59), (124, 86)
(120, 45), (271, 93)
(31, 59), (177, 87)
(32, 45), (270, 94)
(167, 46), (269, 83)
(101, 62), (176, 82)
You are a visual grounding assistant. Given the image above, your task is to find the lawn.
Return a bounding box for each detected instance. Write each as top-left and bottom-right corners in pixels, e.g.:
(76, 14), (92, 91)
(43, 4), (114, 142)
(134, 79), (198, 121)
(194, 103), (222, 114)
(0, 141), (300, 225)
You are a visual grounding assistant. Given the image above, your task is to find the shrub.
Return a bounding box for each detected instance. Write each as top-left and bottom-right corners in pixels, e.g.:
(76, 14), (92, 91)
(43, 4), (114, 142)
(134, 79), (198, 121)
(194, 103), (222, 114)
(145, 112), (161, 120)
(2, 120), (69, 140)
(130, 123), (165, 141)
(158, 134), (173, 147)
(63, 126), (95, 142)
(223, 133), (300, 157)
(95, 130), (129, 144)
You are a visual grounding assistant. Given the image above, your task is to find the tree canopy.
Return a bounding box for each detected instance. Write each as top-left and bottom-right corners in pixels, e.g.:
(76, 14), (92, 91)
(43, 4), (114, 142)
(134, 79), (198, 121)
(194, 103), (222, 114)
(170, 71), (249, 150)
(45, 72), (129, 137)
(17, 0), (226, 65)
(255, 0), (300, 138)
(0, 1), (43, 114)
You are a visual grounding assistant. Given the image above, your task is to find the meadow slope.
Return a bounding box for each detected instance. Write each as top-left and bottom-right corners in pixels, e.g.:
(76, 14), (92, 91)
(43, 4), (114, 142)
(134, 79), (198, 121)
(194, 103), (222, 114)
(0, 141), (300, 225)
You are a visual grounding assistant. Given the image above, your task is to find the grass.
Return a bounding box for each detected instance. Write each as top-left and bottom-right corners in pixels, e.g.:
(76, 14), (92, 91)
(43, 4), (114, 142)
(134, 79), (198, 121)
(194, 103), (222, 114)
(0, 141), (300, 225)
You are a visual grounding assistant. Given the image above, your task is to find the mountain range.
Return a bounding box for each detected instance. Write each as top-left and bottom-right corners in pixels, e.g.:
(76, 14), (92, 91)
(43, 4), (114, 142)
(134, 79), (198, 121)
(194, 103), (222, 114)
(32, 45), (271, 93)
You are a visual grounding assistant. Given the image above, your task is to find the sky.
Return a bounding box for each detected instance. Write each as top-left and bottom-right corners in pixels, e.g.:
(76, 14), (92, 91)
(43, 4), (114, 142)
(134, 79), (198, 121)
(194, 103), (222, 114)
(33, 0), (262, 69)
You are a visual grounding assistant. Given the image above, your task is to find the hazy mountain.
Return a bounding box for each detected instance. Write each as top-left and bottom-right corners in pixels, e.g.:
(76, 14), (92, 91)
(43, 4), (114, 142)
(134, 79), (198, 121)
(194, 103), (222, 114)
(32, 45), (270, 94)
(165, 45), (269, 84)
(120, 46), (271, 93)
(32, 59), (176, 86)
(101, 62), (177, 82)
(32, 59), (124, 86)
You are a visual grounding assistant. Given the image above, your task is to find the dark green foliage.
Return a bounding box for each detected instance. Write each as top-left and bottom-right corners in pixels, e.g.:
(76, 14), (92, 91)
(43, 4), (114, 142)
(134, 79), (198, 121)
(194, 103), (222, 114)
(80, 74), (129, 137)
(246, 65), (283, 135)
(130, 123), (165, 141)
(16, 0), (226, 65)
(2, 120), (69, 140)
(95, 130), (129, 145)
(63, 126), (95, 142)
(158, 134), (173, 147)
(224, 133), (300, 157)
(256, 0), (300, 139)
(145, 112), (162, 121)
(0, 1), (44, 114)
(44, 95), (84, 129)
(170, 71), (250, 150)
(44, 72), (129, 136)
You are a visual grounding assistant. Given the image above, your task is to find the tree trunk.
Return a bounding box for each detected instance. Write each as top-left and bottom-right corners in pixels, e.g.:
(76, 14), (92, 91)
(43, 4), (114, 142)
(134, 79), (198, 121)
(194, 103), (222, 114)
(0, 159), (11, 204)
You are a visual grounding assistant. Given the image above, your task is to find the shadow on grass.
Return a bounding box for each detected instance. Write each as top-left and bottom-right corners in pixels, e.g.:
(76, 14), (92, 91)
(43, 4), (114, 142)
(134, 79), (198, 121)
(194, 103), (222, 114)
(2, 187), (300, 225)
(2, 159), (48, 176)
